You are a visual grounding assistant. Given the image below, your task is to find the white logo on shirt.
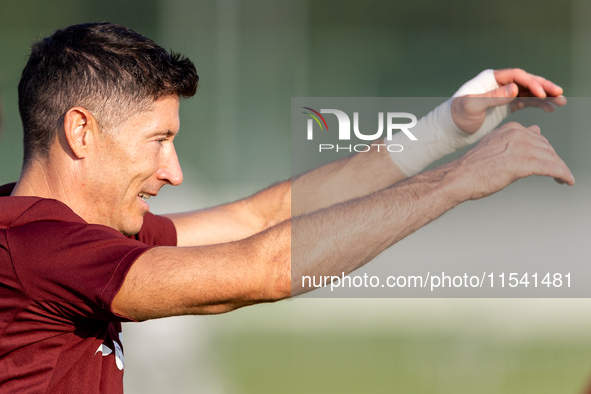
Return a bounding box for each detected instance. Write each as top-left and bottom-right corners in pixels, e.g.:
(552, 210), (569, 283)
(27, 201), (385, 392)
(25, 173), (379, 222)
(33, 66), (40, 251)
(95, 332), (125, 370)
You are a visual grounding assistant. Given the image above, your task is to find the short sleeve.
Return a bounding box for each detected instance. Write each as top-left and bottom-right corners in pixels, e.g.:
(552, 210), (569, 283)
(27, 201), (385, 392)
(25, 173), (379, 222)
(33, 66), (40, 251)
(131, 212), (177, 246)
(7, 221), (152, 321)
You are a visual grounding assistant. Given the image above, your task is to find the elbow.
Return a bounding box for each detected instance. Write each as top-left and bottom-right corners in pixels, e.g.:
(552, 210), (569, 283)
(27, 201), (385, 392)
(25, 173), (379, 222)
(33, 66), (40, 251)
(266, 248), (292, 302)
(249, 220), (292, 303)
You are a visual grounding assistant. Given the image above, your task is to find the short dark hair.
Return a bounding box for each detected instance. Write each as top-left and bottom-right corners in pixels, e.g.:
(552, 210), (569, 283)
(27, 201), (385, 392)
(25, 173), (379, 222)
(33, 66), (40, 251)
(18, 22), (198, 163)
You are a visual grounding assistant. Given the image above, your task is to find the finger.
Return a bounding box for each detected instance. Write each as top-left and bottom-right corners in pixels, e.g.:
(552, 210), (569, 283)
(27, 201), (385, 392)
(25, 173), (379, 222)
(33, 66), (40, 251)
(521, 75), (562, 98)
(530, 158), (575, 186)
(497, 122), (549, 144)
(515, 82), (563, 99)
(513, 74), (547, 98)
(519, 143), (575, 185)
(550, 95), (567, 106)
(509, 97), (558, 113)
(495, 69), (563, 98)
(539, 78), (563, 97)
(464, 83), (517, 100)
(493, 68), (523, 85)
(495, 69), (546, 97)
(494, 123), (551, 150)
(460, 86), (516, 113)
(521, 130), (555, 149)
(486, 83), (519, 98)
(541, 101), (557, 112)
(499, 122), (548, 144)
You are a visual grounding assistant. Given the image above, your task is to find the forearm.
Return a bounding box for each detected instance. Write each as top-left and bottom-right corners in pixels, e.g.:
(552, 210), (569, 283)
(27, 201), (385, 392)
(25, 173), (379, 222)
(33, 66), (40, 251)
(292, 139), (408, 216)
(291, 71), (498, 216)
(116, 161), (464, 319)
(169, 101), (464, 245)
(167, 180), (291, 246)
(142, 161), (459, 313)
(114, 223), (291, 320)
(292, 159), (465, 295)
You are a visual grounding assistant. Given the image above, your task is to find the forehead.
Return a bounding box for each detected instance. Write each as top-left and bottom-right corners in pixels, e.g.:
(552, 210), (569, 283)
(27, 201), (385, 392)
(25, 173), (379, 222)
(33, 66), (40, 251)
(122, 95), (180, 137)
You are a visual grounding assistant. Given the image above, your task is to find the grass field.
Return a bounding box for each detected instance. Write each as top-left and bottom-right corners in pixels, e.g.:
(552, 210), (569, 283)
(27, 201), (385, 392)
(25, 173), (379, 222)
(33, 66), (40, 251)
(206, 299), (591, 394)
(216, 331), (591, 394)
(123, 299), (591, 393)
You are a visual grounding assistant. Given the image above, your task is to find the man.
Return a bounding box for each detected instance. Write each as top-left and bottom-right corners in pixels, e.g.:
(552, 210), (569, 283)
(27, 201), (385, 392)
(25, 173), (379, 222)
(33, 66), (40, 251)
(0, 23), (573, 393)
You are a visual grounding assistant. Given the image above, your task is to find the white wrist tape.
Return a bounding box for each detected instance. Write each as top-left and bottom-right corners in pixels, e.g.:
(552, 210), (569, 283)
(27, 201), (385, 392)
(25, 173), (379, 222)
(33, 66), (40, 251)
(452, 69), (498, 97)
(388, 69), (510, 177)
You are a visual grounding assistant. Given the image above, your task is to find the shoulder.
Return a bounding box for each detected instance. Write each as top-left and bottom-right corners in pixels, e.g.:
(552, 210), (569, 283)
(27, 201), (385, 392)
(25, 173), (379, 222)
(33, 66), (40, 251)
(1, 199), (151, 315)
(130, 212), (177, 247)
(0, 195), (84, 228)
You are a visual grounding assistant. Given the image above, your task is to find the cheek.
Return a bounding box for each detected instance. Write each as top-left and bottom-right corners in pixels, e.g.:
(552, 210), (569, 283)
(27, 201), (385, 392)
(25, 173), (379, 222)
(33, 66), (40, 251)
(143, 147), (163, 172)
(129, 150), (162, 182)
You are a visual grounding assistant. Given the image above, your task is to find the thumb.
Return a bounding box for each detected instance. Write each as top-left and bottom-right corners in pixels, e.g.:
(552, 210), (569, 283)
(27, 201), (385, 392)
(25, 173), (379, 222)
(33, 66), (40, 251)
(485, 82), (518, 98)
(462, 83), (518, 113)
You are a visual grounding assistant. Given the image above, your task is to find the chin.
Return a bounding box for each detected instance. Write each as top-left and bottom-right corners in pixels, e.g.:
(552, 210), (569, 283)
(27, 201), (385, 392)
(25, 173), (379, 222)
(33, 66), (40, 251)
(119, 218), (145, 237)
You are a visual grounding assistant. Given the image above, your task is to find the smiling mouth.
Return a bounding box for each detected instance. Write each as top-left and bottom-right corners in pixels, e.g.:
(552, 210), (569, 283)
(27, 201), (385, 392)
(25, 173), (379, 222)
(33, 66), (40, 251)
(138, 192), (152, 202)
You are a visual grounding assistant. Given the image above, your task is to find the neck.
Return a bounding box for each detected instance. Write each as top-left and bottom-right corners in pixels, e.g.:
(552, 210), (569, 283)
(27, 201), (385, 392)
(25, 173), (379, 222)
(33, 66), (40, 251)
(12, 158), (73, 209)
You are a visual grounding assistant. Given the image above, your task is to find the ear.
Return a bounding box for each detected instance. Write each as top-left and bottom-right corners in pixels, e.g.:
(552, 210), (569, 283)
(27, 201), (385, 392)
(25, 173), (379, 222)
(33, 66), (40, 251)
(63, 107), (99, 159)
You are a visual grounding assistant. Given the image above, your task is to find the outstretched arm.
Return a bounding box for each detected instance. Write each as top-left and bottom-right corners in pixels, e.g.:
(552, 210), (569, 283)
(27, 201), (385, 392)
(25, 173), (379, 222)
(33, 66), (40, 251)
(114, 121), (574, 320)
(167, 69), (564, 247)
(167, 144), (404, 246)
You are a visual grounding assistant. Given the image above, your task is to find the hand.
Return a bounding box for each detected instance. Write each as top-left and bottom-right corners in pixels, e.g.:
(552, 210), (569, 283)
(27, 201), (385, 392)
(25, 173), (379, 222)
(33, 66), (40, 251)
(452, 68), (567, 134)
(495, 68), (567, 114)
(454, 121), (575, 201)
(494, 68), (563, 98)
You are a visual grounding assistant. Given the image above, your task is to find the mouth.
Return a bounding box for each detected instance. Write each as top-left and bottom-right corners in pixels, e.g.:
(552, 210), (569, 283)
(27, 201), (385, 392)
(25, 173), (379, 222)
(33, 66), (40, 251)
(138, 192), (152, 202)
(137, 191), (158, 210)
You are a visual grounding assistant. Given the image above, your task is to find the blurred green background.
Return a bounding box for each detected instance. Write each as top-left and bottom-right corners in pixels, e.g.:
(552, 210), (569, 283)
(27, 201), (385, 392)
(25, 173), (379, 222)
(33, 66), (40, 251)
(1, 0), (591, 393)
(2, 0), (591, 187)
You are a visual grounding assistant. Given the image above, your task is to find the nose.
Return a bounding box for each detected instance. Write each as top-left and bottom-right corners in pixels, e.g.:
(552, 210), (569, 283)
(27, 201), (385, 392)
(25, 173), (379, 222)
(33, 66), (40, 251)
(157, 143), (184, 186)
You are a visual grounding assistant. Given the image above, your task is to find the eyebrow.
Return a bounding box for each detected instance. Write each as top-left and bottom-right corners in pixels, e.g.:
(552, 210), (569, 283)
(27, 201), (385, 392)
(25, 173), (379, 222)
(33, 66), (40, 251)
(149, 130), (178, 138)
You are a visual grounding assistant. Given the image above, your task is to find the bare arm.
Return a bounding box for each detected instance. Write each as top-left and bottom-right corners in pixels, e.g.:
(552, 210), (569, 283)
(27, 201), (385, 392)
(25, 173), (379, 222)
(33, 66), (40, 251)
(114, 158), (438, 320)
(167, 138), (406, 246)
(294, 122), (574, 293)
(166, 180), (292, 246)
(113, 222), (291, 319)
(167, 69), (565, 247)
(113, 121), (574, 320)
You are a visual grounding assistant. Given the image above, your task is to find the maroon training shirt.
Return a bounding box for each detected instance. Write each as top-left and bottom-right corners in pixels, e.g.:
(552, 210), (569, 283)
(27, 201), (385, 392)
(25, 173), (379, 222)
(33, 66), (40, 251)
(0, 183), (177, 393)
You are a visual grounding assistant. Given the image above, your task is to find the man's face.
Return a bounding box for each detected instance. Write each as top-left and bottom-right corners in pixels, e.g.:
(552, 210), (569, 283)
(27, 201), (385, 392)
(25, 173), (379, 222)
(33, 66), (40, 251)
(86, 95), (183, 235)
